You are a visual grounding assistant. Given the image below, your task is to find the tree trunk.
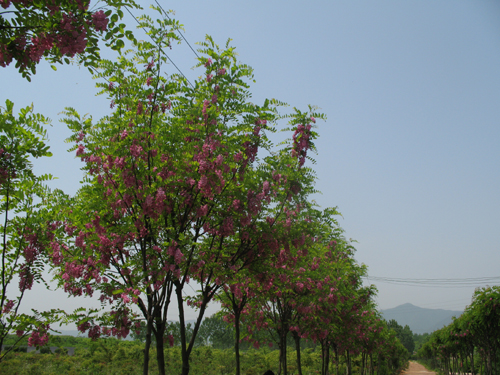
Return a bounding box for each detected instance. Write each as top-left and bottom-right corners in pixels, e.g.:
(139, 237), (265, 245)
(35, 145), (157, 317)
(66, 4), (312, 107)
(471, 348), (475, 375)
(346, 350), (352, 375)
(154, 321), (166, 375)
(292, 331), (303, 375)
(143, 317), (153, 375)
(176, 286), (190, 375)
(325, 344), (330, 375)
(334, 345), (339, 375)
(321, 340), (330, 375)
(278, 328), (288, 375)
(234, 311), (241, 375)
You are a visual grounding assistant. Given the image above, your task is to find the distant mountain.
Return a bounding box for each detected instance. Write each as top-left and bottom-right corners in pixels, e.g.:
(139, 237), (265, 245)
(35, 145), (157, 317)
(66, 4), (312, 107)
(380, 303), (463, 334)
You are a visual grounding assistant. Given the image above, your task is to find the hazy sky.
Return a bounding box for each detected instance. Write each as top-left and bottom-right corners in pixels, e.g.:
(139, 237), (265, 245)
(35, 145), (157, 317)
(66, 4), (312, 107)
(2, 1), (499, 323)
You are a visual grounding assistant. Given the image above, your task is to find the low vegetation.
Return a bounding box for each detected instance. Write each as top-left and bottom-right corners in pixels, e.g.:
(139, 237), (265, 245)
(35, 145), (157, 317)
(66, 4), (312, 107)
(0, 331), (407, 375)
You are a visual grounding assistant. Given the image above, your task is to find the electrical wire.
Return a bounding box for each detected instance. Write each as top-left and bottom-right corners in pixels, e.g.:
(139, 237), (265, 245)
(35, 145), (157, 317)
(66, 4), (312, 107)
(153, 0), (201, 59)
(124, 7), (194, 88)
(363, 275), (500, 288)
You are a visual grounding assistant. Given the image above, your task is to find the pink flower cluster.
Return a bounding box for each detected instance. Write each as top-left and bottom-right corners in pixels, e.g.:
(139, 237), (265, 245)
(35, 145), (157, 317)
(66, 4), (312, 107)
(28, 324), (50, 347)
(2, 299), (15, 313)
(91, 10), (109, 32)
(292, 123), (312, 167)
(0, 3), (109, 69)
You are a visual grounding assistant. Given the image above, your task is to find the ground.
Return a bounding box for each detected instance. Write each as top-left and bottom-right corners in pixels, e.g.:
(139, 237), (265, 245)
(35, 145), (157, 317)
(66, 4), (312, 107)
(402, 361), (435, 374)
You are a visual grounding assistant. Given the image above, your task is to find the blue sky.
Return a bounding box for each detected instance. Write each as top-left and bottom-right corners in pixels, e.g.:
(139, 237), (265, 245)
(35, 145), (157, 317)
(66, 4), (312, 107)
(2, 1), (500, 321)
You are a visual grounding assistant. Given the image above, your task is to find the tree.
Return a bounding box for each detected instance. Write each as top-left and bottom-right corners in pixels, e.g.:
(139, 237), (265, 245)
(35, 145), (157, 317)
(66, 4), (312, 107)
(387, 319), (414, 354)
(0, 99), (63, 361)
(47, 13), (325, 375)
(0, 0), (138, 79)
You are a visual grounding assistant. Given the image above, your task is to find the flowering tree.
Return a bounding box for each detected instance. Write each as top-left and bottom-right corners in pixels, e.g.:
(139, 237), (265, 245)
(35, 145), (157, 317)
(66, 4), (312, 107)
(0, 99), (64, 361)
(0, 0), (138, 79)
(46, 13), (325, 375)
(228, 205), (368, 375)
(297, 242), (373, 375)
(419, 286), (500, 375)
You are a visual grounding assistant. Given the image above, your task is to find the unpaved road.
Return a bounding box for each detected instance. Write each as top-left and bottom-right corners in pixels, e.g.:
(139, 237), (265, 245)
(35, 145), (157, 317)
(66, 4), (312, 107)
(402, 361), (436, 374)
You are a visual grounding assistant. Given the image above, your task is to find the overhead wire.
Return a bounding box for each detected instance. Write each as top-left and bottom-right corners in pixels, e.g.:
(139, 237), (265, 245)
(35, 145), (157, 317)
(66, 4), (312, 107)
(363, 275), (500, 288)
(153, 0), (201, 59)
(124, 6), (194, 88)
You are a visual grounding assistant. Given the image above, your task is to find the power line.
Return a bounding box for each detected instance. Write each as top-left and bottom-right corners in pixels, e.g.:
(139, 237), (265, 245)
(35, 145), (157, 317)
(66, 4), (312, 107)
(363, 275), (500, 288)
(153, 0), (201, 59)
(124, 7), (194, 88)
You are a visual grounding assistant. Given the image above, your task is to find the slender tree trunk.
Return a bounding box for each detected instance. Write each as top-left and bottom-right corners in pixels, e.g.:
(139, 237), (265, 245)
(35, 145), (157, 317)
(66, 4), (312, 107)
(335, 346), (339, 375)
(143, 317), (153, 375)
(292, 332), (303, 375)
(346, 350), (351, 375)
(325, 344), (330, 375)
(320, 341), (326, 375)
(234, 311), (241, 375)
(369, 353), (373, 375)
(154, 321), (166, 375)
(279, 329), (288, 375)
(176, 286), (190, 375)
(321, 341), (330, 375)
(471, 348), (475, 375)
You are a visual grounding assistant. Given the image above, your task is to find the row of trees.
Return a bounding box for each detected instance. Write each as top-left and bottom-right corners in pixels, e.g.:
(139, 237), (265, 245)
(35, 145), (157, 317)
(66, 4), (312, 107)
(386, 320), (414, 354)
(417, 286), (500, 375)
(1, 2), (410, 375)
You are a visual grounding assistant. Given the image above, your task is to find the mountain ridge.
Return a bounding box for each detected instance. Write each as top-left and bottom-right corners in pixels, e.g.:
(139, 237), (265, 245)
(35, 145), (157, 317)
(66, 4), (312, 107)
(381, 303), (463, 334)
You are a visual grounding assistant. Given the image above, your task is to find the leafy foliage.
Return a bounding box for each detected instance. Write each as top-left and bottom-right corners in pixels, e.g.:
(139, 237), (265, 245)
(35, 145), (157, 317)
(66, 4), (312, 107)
(0, 99), (64, 361)
(417, 286), (500, 375)
(0, 0), (139, 79)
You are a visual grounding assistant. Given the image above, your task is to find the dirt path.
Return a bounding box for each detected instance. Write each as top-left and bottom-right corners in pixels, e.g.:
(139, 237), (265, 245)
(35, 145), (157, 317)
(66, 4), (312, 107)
(402, 361), (436, 374)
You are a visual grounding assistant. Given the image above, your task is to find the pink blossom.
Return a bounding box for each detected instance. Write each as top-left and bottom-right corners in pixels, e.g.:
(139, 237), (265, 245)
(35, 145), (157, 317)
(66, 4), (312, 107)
(76, 144), (85, 156)
(29, 34), (54, 63)
(198, 175), (208, 189)
(92, 10), (109, 32)
(121, 293), (130, 304)
(28, 325), (50, 347)
(174, 249), (183, 265)
(204, 58), (212, 67)
(0, 44), (12, 67)
(262, 181), (270, 194)
(234, 152), (243, 162)
(2, 299), (15, 313)
(217, 68), (226, 76)
(88, 325), (101, 341)
(197, 204), (209, 217)
(1, 0), (12, 9)
(19, 266), (33, 291)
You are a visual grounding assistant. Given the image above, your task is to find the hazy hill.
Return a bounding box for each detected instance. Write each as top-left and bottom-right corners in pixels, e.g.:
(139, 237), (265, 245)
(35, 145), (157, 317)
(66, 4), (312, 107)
(381, 303), (463, 334)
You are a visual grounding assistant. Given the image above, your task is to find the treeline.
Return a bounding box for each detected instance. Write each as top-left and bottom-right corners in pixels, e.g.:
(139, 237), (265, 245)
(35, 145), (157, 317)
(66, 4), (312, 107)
(416, 286), (500, 375)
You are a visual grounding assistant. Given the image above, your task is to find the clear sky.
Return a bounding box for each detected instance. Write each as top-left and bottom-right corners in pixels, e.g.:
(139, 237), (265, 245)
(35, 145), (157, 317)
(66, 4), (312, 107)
(2, 1), (499, 323)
